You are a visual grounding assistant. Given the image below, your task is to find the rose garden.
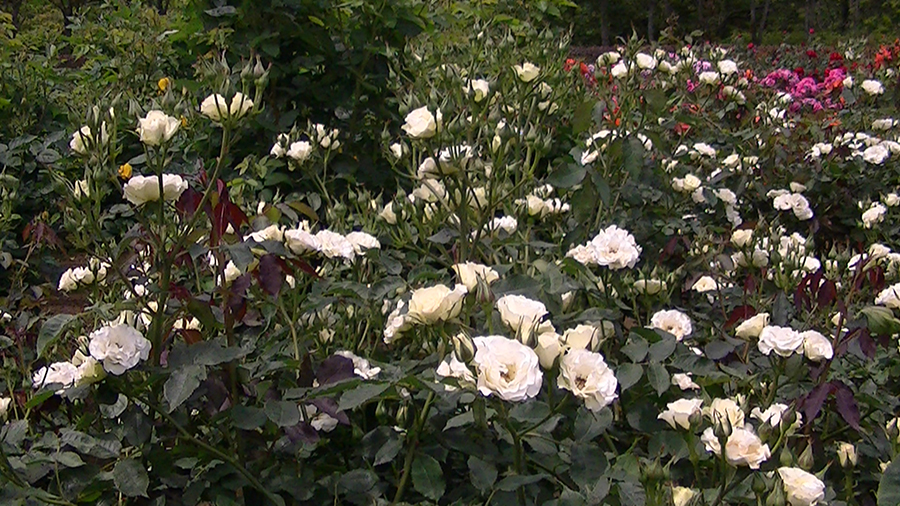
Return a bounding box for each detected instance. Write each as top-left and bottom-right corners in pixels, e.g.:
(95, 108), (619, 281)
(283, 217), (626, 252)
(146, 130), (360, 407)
(1, 1), (900, 505)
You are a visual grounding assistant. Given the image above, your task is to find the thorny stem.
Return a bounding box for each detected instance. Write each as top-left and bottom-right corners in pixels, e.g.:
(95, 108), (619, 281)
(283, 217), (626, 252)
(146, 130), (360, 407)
(391, 389), (436, 505)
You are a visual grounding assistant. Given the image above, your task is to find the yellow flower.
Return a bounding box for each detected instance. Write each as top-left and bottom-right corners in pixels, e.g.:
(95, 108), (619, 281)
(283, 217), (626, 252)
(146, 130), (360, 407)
(180, 115), (188, 128)
(118, 163), (132, 180)
(157, 77), (172, 92)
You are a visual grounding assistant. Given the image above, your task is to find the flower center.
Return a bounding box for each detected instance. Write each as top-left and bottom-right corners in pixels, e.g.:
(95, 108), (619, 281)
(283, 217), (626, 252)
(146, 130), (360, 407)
(575, 376), (587, 390)
(500, 364), (517, 382)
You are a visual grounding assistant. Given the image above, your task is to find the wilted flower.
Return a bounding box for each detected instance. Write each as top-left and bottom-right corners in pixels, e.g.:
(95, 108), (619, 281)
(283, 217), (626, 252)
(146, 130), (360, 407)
(334, 350), (381, 380)
(88, 324), (151, 375)
(436, 353), (476, 384)
(558, 348), (618, 411)
(837, 442), (857, 468)
(472, 335), (543, 402)
(0, 396), (10, 420)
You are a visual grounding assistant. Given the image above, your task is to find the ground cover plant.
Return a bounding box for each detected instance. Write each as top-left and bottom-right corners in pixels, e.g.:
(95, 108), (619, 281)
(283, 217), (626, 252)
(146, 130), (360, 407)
(4, 1), (900, 505)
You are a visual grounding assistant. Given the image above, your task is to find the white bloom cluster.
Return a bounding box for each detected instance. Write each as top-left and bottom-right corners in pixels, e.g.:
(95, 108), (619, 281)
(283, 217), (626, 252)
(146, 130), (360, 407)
(58, 258), (109, 292)
(282, 221), (379, 262)
(566, 225), (641, 270)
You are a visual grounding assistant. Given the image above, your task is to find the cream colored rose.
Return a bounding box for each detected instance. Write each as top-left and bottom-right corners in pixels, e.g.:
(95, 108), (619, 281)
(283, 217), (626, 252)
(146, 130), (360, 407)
(633, 279), (666, 295)
(287, 141), (313, 162)
(0, 396), (10, 420)
(561, 323), (610, 351)
(513, 62), (540, 82)
(535, 331), (562, 369)
(777, 467), (825, 506)
(406, 284), (468, 325)
(758, 325), (804, 357)
(658, 398), (703, 429)
(735, 312), (769, 338)
(650, 309), (692, 341)
(379, 202), (398, 224)
(750, 403), (801, 429)
(691, 275), (718, 293)
(137, 110), (180, 146)
(837, 442), (857, 468)
(71, 350), (106, 386)
(672, 487), (696, 506)
(452, 262), (499, 291)
(702, 427), (771, 469)
(402, 106), (437, 139)
(496, 294), (552, 343)
(472, 335), (543, 402)
(229, 92), (254, 120)
(635, 52), (657, 69)
(705, 398), (745, 428)
(466, 79), (490, 102)
(801, 330), (833, 362)
(88, 324), (151, 376)
(200, 94), (228, 122)
(672, 373), (700, 390)
(123, 174), (188, 206)
(70, 123), (109, 155)
(731, 229), (753, 247)
(558, 349), (618, 411)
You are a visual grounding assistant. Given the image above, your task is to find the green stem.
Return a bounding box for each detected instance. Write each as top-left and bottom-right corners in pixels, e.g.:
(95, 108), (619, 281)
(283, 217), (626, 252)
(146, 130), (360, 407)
(391, 390), (436, 505)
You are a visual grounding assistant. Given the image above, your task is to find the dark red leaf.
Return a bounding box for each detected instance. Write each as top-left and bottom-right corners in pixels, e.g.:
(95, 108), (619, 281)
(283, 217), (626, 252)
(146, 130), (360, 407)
(744, 274), (757, 294)
(316, 355), (355, 386)
(290, 258), (320, 279)
(255, 254), (284, 297)
(225, 201), (248, 231)
(168, 284), (191, 301)
(794, 273), (811, 312)
(285, 422), (319, 444)
(176, 187), (202, 216)
(816, 280), (837, 307)
(869, 267), (886, 293)
(180, 329), (202, 345)
(833, 381), (861, 431)
(725, 305), (757, 329)
(858, 328), (876, 359)
(802, 382), (834, 424)
(311, 398), (349, 425)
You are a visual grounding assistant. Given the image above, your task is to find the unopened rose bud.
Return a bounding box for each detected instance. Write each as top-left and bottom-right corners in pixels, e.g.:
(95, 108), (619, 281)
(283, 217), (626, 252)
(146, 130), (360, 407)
(713, 411), (733, 439)
(752, 473), (769, 495)
(837, 442), (857, 468)
(452, 333), (475, 363)
(766, 485), (786, 506)
(798, 444), (815, 470)
(780, 447), (794, 467)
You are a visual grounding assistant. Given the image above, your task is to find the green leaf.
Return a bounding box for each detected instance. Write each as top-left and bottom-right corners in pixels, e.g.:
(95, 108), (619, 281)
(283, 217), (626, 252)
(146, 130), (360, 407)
(191, 342), (249, 366)
(618, 481), (646, 506)
(468, 456), (497, 492)
(572, 101), (594, 135)
(265, 400), (300, 427)
(879, 460), (900, 506)
(647, 336), (677, 363)
(37, 314), (75, 358)
(546, 163), (586, 188)
(338, 383), (390, 411)
(497, 473), (548, 491)
(616, 363), (643, 391)
(113, 458), (149, 497)
(412, 454), (444, 501)
(25, 390), (56, 409)
(569, 443), (608, 491)
(164, 365), (207, 413)
(232, 405), (267, 430)
(621, 335), (649, 362)
(647, 363), (670, 396)
(53, 451), (85, 468)
(573, 407), (613, 442)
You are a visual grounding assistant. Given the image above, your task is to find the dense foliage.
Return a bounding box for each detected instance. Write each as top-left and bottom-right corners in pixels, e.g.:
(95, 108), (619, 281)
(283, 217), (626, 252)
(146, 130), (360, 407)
(4, 1), (900, 506)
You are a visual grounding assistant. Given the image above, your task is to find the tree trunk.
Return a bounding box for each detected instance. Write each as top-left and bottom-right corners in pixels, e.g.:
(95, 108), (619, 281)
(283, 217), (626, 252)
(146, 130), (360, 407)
(754, 0), (771, 44)
(647, 0), (656, 42)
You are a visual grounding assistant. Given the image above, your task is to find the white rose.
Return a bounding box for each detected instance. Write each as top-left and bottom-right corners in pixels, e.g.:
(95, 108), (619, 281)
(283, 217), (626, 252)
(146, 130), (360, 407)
(287, 141), (313, 162)
(731, 229), (753, 247)
(229, 92), (253, 120)
(535, 331), (562, 369)
(758, 325), (804, 357)
(496, 294), (552, 343)
(715, 427), (770, 469)
(466, 79), (490, 102)
(0, 396), (10, 420)
(692, 275), (718, 293)
(861, 79), (884, 95)
(389, 142), (403, 159)
(635, 52), (657, 70)
(71, 350), (106, 386)
(315, 230), (355, 260)
(57, 268), (79, 292)
(513, 62), (540, 82)
(633, 279), (666, 295)
(472, 335), (543, 402)
(200, 94), (228, 122)
(402, 106), (437, 139)
(284, 227), (320, 254)
(650, 309), (692, 341)
(452, 262), (499, 291)
(407, 284), (468, 325)
(862, 202), (887, 228)
(876, 283), (900, 308)
(588, 225), (642, 269)
(658, 398), (703, 429)
(610, 61), (629, 78)
(558, 349), (618, 411)
(32, 361), (79, 393)
(88, 324), (151, 375)
(70, 124), (109, 155)
(718, 59), (738, 75)
(335, 350), (381, 380)
(751, 403), (801, 429)
(863, 145), (890, 165)
(123, 174), (188, 206)
(672, 373), (700, 390)
(137, 110), (180, 146)
(698, 71), (720, 85)
(884, 193), (900, 207)
(777, 467), (826, 506)
(672, 487), (696, 506)
(436, 353), (476, 384)
(735, 313), (769, 338)
(801, 330), (833, 362)
(705, 398), (745, 428)
(379, 202), (398, 224)
(246, 223), (285, 243)
(345, 231), (381, 255)
(561, 323), (607, 351)
(597, 51), (620, 65)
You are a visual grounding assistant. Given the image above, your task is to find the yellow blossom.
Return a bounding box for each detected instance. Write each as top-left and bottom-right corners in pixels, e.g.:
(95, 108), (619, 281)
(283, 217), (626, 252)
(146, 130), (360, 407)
(157, 77), (172, 92)
(118, 163), (132, 180)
